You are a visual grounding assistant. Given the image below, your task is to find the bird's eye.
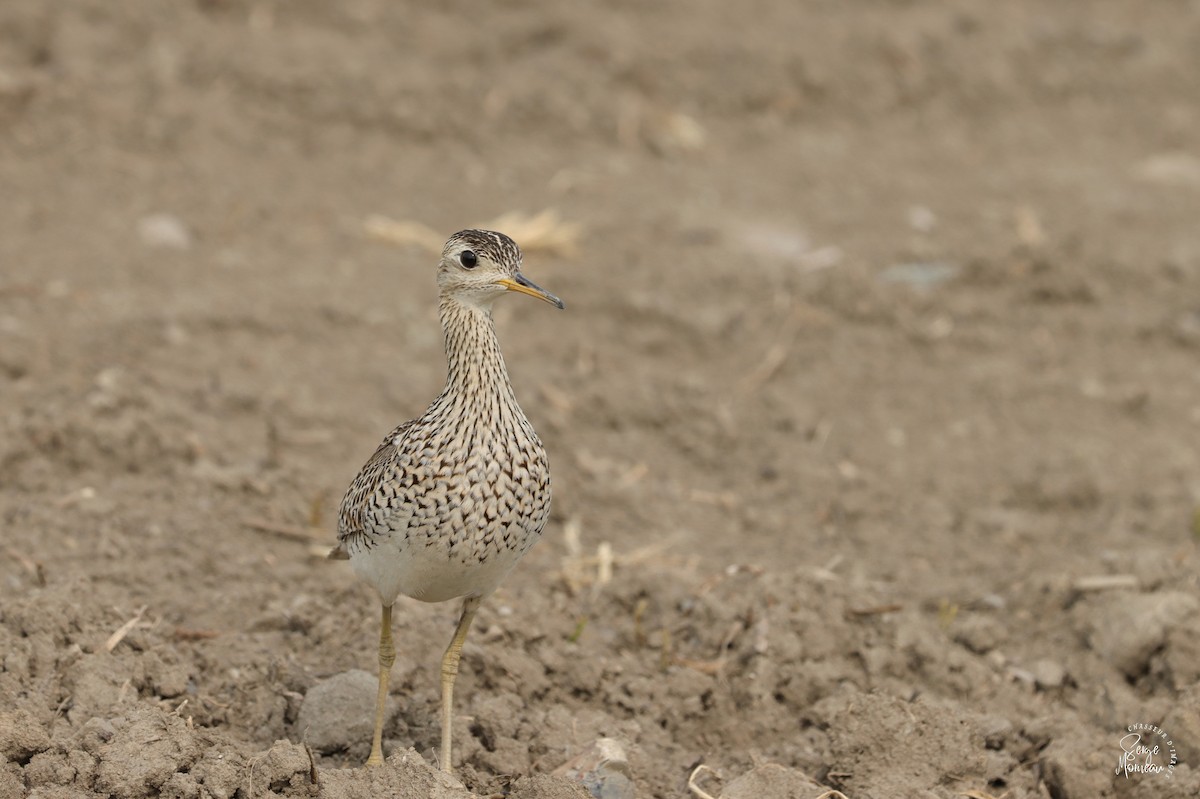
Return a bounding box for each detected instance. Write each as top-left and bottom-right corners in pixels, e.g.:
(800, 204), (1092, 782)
(459, 250), (478, 269)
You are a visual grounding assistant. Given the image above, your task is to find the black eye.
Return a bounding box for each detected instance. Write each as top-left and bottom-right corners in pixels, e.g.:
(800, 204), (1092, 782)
(459, 250), (477, 269)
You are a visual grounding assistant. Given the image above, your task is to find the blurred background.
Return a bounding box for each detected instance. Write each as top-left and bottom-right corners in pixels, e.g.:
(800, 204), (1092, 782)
(2, 2), (1199, 798)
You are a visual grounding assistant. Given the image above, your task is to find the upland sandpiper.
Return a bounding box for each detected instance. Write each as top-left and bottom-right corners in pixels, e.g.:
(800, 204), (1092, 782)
(329, 229), (562, 770)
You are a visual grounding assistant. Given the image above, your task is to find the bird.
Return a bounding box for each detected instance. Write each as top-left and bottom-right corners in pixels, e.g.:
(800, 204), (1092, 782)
(328, 229), (563, 772)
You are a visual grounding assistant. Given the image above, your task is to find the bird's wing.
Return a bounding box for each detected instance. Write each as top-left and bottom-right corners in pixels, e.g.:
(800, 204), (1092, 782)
(332, 420), (417, 557)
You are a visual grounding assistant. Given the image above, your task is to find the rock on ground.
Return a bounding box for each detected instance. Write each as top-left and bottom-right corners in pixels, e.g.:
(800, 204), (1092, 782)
(296, 670), (381, 757)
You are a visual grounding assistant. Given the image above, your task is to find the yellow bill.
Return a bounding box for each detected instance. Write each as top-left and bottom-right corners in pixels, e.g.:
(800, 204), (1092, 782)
(497, 274), (564, 309)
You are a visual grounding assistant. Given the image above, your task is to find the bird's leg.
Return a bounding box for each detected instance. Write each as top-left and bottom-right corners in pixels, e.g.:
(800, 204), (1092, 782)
(365, 603), (395, 767)
(439, 595), (482, 773)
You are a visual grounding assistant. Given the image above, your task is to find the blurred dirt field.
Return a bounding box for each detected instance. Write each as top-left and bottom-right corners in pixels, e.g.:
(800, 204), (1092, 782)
(3, 2), (1200, 798)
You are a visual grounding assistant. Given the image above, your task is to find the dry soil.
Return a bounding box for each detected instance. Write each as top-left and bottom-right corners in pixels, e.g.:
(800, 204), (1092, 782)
(2, 2), (1200, 798)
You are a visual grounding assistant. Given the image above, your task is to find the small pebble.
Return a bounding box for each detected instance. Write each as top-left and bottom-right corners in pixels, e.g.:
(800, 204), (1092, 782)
(1135, 152), (1200, 187)
(907, 205), (937, 233)
(877, 261), (959, 289)
(1030, 658), (1067, 689)
(979, 593), (1007, 610)
(138, 213), (192, 250)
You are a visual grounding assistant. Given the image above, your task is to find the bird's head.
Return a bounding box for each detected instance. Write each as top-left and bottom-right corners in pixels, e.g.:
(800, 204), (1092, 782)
(437, 229), (564, 311)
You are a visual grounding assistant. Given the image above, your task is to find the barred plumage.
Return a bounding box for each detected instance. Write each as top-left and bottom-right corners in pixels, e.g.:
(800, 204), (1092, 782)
(331, 229), (562, 770)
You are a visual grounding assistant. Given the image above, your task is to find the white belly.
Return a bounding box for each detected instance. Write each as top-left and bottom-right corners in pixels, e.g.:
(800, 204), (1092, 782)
(348, 533), (532, 605)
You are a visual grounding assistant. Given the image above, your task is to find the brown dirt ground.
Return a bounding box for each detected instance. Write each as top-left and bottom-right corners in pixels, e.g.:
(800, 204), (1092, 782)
(3, 1), (1200, 798)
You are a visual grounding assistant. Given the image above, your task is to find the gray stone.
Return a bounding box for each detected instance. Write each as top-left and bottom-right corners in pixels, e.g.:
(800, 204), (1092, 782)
(297, 670), (381, 755)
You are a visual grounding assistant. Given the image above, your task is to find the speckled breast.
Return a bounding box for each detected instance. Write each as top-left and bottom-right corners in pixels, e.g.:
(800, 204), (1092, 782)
(374, 412), (551, 566)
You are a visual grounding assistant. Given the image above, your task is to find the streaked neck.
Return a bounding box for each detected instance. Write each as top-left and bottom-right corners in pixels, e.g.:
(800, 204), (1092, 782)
(438, 296), (515, 402)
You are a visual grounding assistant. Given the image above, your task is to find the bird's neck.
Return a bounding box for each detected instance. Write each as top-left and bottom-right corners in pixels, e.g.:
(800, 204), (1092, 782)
(438, 296), (516, 402)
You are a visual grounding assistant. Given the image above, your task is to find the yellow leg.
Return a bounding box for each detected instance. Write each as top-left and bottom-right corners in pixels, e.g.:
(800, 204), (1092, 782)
(365, 603), (395, 767)
(439, 595), (482, 774)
